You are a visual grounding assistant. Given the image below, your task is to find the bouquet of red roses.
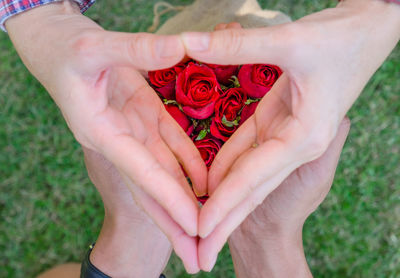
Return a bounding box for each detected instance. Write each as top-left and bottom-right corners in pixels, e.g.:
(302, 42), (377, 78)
(148, 61), (282, 204)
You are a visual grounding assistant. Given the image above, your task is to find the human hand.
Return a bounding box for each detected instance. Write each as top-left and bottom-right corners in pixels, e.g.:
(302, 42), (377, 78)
(83, 147), (172, 277)
(228, 118), (350, 278)
(6, 1), (206, 273)
(180, 0), (400, 270)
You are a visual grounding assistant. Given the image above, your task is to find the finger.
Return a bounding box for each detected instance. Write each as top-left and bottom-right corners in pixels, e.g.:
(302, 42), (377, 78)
(214, 23), (227, 31)
(181, 24), (292, 66)
(226, 22), (242, 29)
(214, 22), (241, 32)
(117, 72), (206, 197)
(198, 117), (351, 271)
(96, 71), (199, 236)
(89, 31), (185, 71)
(198, 167), (291, 271)
(159, 112), (208, 196)
(103, 133), (199, 237)
(120, 174), (200, 274)
(146, 134), (199, 202)
(199, 138), (299, 238)
(303, 116), (351, 184)
(208, 116), (256, 195)
(209, 73), (291, 195)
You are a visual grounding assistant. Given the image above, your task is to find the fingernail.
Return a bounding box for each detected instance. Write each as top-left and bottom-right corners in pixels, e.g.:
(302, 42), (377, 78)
(181, 32), (210, 52)
(204, 253), (218, 272)
(157, 36), (181, 58)
(185, 263), (200, 274)
(193, 187), (206, 198)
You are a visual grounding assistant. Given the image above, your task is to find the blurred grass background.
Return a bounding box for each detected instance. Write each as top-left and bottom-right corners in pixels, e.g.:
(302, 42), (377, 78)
(0, 0), (399, 277)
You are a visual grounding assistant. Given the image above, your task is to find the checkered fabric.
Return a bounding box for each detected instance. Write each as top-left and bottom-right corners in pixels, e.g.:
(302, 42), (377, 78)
(0, 0), (95, 32)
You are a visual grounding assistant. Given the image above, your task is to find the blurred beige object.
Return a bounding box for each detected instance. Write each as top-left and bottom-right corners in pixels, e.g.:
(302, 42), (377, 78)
(153, 0), (291, 35)
(37, 263), (80, 278)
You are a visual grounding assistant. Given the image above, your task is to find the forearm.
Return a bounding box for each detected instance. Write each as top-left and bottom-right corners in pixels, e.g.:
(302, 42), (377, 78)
(6, 0), (82, 48)
(4, 0), (101, 101)
(339, 0), (400, 57)
(90, 214), (172, 278)
(228, 226), (312, 278)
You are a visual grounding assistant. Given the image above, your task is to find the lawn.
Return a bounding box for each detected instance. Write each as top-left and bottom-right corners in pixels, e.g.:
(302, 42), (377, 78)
(0, 0), (399, 277)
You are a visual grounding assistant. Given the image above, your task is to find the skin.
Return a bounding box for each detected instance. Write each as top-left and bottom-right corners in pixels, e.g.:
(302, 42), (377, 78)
(5, 0), (206, 272)
(181, 0), (400, 270)
(38, 116), (348, 278)
(38, 147), (173, 278)
(6, 0), (399, 273)
(228, 117), (350, 278)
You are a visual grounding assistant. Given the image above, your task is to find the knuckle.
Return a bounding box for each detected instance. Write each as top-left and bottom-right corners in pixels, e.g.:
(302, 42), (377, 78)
(126, 34), (142, 63)
(142, 161), (162, 182)
(70, 31), (98, 57)
(172, 166), (185, 181)
(215, 28), (244, 56)
(164, 196), (178, 212)
(288, 117), (336, 160)
(127, 33), (156, 65)
(303, 126), (335, 159)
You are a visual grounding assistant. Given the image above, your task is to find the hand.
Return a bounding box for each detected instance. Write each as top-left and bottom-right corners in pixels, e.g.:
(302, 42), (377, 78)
(6, 1), (206, 273)
(83, 147), (172, 277)
(180, 0), (400, 270)
(228, 118), (350, 278)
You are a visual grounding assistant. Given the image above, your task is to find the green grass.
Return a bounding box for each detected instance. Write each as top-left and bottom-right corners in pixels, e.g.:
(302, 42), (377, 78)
(0, 0), (399, 277)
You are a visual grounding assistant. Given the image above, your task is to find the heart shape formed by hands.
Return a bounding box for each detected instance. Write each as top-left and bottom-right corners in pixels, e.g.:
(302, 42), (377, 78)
(148, 61), (282, 203)
(146, 56), (282, 272)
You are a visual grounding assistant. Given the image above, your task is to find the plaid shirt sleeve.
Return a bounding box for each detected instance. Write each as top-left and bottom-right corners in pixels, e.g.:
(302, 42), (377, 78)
(0, 0), (95, 32)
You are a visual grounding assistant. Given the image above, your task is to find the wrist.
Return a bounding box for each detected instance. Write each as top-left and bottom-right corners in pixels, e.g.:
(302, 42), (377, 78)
(338, 0), (400, 17)
(5, 0), (81, 33)
(90, 214), (172, 277)
(229, 225), (311, 278)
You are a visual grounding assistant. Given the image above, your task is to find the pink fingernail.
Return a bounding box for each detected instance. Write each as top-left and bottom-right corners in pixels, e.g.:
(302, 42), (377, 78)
(205, 254), (218, 272)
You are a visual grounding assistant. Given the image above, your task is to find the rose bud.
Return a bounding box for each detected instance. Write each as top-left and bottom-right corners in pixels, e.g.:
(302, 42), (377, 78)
(148, 63), (185, 99)
(239, 101), (259, 125)
(176, 63), (222, 119)
(204, 63), (239, 85)
(164, 104), (194, 136)
(210, 88), (247, 141)
(238, 64), (282, 98)
(194, 136), (222, 169)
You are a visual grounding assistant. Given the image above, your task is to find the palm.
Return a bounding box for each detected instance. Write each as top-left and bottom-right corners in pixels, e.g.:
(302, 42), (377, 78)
(9, 9), (206, 272)
(197, 74), (349, 269)
(72, 67), (204, 272)
(245, 115), (350, 229)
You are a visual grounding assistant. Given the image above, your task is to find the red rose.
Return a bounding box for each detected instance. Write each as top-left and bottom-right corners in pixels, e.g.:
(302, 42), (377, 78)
(148, 63), (185, 99)
(238, 64), (282, 98)
(197, 195), (209, 205)
(194, 136), (222, 169)
(164, 104), (194, 136)
(176, 63), (221, 119)
(205, 63), (239, 85)
(239, 101), (259, 125)
(210, 88), (247, 141)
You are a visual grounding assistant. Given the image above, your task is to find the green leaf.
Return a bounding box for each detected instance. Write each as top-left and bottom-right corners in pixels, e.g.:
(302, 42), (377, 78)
(220, 84), (230, 91)
(164, 99), (178, 105)
(229, 76), (241, 88)
(222, 115), (239, 127)
(196, 129), (208, 141)
(244, 98), (260, 105)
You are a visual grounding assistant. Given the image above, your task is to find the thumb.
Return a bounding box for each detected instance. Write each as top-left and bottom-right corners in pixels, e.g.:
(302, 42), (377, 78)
(90, 31), (185, 70)
(180, 24), (293, 66)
